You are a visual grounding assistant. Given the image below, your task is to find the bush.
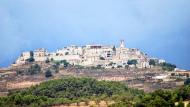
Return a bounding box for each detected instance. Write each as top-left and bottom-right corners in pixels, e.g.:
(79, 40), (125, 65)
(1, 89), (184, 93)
(26, 57), (35, 62)
(45, 58), (50, 63)
(45, 70), (52, 78)
(149, 59), (156, 66)
(60, 60), (69, 67)
(117, 65), (123, 68)
(184, 78), (190, 85)
(159, 62), (176, 71)
(127, 60), (138, 65)
(100, 57), (105, 60)
(28, 64), (41, 75)
(52, 64), (59, 73)
(108, 62), (114, 66)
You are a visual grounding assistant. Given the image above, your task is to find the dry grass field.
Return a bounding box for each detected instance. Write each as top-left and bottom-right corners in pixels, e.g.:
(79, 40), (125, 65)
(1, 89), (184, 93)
(52, 101), (115, 107)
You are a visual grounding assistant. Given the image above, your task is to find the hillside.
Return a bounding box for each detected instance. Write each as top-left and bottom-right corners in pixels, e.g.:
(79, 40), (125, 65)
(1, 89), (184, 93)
(0, 77), (143, 107)
(1, 77), (190, 107)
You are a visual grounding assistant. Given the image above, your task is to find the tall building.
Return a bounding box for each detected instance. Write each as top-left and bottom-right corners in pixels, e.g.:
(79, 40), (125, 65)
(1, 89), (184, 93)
(120, 40), (125, 48)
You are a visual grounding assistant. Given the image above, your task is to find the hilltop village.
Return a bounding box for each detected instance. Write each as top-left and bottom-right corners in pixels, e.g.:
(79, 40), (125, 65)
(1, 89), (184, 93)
(0, 40), (189, 97)
(13, 40), (165, 69)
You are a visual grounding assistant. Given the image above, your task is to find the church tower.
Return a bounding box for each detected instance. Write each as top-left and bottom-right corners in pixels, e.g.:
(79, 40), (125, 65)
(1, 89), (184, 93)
(120, 40), (125, 48)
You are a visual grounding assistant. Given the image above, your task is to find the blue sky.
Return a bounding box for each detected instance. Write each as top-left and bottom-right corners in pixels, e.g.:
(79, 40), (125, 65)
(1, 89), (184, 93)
(0, 0), (190, 69)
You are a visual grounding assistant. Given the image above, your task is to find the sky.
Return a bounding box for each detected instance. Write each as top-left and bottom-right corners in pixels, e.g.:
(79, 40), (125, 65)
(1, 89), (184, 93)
(0, 0), (190, 69)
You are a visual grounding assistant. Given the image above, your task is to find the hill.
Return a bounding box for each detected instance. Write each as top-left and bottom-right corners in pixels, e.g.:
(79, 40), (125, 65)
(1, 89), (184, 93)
(1, 77), (190, 107)
(0, 77), (143, 107)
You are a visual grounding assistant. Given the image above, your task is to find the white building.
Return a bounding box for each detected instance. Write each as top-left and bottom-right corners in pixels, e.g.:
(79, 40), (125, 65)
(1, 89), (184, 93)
(33, 48), (48, 62)
(14, 51), (32, 65)
(14, 40), (159, 68)
(159, 59), (166, 63)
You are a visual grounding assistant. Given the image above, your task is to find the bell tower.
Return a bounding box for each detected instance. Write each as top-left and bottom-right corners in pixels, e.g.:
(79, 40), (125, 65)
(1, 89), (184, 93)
(120, 40), (125, 48)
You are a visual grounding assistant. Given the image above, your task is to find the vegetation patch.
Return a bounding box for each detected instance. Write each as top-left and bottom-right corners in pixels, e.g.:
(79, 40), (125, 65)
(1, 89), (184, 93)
(1, 77), (190, 107)
(0, 77), (143, 107)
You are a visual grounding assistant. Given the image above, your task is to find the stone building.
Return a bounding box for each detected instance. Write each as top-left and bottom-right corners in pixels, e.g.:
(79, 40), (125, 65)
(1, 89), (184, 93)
(33, 48), (48, 62)
(14, 51), (33, 65)
(13, 40), (155, 68)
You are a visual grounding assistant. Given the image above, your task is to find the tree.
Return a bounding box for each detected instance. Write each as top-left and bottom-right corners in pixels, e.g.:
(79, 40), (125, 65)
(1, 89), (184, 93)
(26, 57), (35, 62)
(117, 65), (123, 68)
(125, 65), (129, 69)
(60, 60), (69, 67)
(149, 59), (156, 66)
(108, 62), (113, 66)
(28, 64), (41, 75)
(184, 78), (190, 85)
(65, 52), (69, 55)
(45, 69), (52, 78)
(14, 93), (23, 105)
(50, 58), (54, 62)
(45, 58), (50, 63)
(127, 60), (138, 65)
(52, 64), (59, 73)
(99, 57), (105, 60)
(159, 62), (176, 71)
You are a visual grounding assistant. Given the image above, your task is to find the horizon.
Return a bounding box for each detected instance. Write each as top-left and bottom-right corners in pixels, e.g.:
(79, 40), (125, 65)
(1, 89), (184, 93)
(0, 0), (190, 70)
